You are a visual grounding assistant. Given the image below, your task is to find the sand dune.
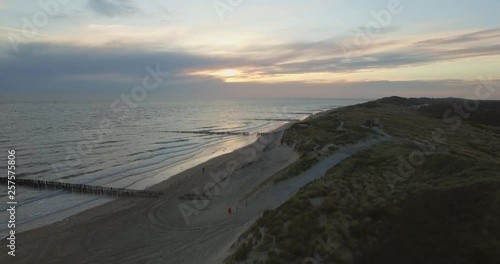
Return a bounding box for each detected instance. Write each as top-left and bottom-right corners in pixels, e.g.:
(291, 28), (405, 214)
(1, 119), (387, 264)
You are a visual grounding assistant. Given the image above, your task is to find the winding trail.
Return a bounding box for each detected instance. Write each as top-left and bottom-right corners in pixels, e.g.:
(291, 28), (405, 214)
(1, 128), (391, 264)
(337, 120), (345, 130)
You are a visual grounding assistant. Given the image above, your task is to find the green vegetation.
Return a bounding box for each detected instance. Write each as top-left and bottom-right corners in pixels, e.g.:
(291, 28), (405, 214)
(240, 108), (376, 202)
(282, 111), (373, 152)
(227, 97), (500, 264)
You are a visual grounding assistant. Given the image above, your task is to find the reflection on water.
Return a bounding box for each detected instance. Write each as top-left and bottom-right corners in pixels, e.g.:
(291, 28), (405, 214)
(0, 97), (365, 237)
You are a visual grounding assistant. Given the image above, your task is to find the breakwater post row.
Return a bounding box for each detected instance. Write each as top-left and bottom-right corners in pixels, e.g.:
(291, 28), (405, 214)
(167, 130), (251, 136)
(170, 130), (281, 137)
(252, 118), (301, 122)
(0, 177), (163, 198)
(178, 193), (222, 201)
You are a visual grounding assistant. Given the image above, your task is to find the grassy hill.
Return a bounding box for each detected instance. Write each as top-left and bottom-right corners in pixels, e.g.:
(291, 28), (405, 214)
(226, 97), (500, 264)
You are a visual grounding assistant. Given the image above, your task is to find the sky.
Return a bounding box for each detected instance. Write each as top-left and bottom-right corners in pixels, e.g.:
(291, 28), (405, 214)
(0, 0), (499, 99)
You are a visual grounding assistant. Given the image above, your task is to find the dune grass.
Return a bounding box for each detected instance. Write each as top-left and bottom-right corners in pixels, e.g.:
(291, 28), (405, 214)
(226, 97), (500, 264)
(240, 107), (375, 203)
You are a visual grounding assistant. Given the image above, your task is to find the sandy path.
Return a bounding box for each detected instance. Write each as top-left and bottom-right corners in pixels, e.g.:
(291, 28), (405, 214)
(1, 128), (297, 264)
(1, 122), (389, 264)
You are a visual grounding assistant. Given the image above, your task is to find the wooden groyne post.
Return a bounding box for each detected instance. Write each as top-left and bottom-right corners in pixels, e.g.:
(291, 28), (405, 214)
(0, 177), (163, 198)
(166, 130), (250, 136)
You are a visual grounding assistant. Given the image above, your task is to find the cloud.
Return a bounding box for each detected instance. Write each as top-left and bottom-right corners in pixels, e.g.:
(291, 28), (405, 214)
(415, 28), (500, 47)
(0, 0), (7, 9)
(234, 27), (500, 77)
(87, 0), (139, 17)
(1, 42), (499, 99)
(1, 27), (500, 97)
(0, 42), (246, 95)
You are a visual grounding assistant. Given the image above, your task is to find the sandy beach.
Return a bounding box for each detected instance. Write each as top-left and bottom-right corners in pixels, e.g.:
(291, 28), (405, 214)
(0, 120), (297, 263)
(0, 109), (385, 264)
(2, 0), (498, 261)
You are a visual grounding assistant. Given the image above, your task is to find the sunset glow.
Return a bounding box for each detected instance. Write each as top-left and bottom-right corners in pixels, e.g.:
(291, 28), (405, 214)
(217, 69), (241, 78)
(0, 0), (499, 98)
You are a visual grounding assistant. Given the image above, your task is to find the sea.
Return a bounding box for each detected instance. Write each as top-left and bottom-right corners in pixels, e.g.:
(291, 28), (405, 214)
(0, 97), (366, 237)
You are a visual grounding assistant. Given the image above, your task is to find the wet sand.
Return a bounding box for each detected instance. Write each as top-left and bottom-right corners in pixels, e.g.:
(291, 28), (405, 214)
(1, 123), (299, 264)
(0, 108), (375, 263)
